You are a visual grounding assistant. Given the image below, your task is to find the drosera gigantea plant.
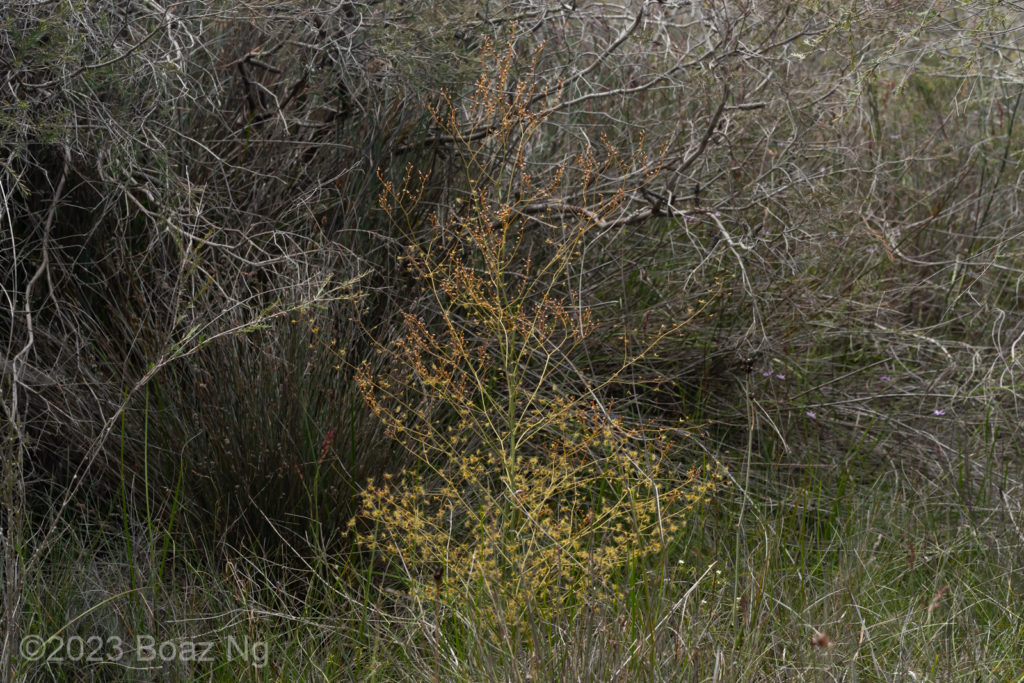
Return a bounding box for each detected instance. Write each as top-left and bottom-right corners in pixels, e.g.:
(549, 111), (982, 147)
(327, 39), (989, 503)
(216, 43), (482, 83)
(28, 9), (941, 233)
(349, 39), (724, 633)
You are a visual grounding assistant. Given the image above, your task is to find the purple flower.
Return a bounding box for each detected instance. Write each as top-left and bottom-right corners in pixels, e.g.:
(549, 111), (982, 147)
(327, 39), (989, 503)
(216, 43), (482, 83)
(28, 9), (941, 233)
(762, 371), (772, 377)
(880, 375), (892, 382)
(933, 409), (946, 416)
(713, 211), (721, 217)
(775, 373), (786, 380)
(805, 411), (816, 419)
(890, 134), (901, 139)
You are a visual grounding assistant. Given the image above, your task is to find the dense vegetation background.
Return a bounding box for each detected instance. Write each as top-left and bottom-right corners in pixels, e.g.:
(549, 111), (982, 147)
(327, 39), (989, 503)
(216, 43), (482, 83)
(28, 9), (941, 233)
(3, 0), (1024, 679)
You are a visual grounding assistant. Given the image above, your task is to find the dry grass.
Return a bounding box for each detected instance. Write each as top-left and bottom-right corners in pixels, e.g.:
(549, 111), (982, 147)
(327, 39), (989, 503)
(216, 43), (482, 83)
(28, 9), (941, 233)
(4, 2), (1024, 681)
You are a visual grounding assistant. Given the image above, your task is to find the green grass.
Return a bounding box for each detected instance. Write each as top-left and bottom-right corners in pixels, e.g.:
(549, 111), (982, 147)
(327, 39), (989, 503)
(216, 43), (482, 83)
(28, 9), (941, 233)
(16, 435), (1023, 681)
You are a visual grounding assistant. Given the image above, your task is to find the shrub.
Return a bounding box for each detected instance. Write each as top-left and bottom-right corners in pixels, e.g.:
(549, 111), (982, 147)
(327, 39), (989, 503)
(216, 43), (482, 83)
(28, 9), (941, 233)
(349, 42), (722, 629)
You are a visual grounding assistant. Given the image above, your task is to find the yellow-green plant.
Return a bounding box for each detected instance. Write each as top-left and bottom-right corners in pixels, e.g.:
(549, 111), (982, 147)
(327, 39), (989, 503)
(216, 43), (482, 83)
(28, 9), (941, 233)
(351, 39), (722, 628)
